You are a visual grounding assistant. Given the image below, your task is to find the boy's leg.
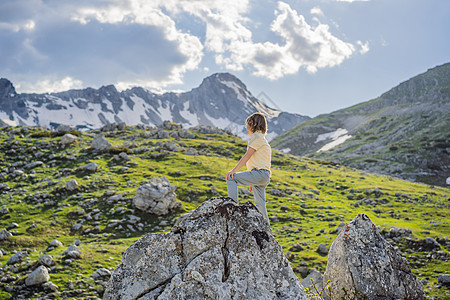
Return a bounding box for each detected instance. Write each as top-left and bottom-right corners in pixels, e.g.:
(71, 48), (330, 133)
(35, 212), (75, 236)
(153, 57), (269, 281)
(226, 179), (239, 202)
(253, 185), (270, 225)
(226, 170), (263, 203)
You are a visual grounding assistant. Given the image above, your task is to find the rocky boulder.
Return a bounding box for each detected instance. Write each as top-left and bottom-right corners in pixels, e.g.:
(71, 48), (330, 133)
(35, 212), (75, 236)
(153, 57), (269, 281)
(133, 177), (181, 215)
(25, 265), (50, 286)
(60, 133), (77, 146)
(91, 134), (112, 151)
(323, 213), (425, 299)
(104, 198), (306, 299)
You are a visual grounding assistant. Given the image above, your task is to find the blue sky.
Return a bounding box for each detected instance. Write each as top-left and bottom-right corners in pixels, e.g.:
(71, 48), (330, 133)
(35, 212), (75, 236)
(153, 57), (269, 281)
(1, 0), (449, 117)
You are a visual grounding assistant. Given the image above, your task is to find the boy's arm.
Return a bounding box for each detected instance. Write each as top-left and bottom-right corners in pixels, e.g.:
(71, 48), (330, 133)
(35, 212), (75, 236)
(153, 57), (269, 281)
(226, 147), (256, 180)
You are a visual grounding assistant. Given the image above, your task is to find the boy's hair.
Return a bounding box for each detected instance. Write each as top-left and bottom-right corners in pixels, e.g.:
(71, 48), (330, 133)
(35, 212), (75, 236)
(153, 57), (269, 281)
(246, 112), (267, 134)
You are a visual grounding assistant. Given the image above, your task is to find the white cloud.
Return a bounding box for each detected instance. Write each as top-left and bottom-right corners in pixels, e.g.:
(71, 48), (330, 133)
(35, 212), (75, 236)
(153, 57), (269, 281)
(160, 1), (361, 80)
(310, 7), (324, 16)
(335, 0), (370, 2)
(357, 40), (370, 54)
(204, 1), (358, 79)
(71, 0), (204, 87)
(18, 77), (83, 93)
(2, 0), (369, 91)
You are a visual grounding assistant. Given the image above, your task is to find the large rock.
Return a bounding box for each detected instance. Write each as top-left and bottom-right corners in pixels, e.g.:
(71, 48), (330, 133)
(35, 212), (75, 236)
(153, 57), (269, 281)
(25, 265), (50, 286)
(91, 134), (112, 151)
(0, 229), (12, 241)
(323, 213), (425, 299)
(104, 198), (306, 300)
(133, 177), (181, 215)
(60, 133), (77, 145)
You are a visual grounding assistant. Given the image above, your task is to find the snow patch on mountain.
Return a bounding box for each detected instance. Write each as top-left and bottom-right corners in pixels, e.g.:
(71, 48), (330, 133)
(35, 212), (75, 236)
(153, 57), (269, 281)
(316, 128), (352, 152)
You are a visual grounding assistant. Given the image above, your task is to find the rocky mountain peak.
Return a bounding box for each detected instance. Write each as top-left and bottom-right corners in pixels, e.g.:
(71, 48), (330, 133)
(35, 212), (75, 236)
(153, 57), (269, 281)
(0, 78), (17, 99)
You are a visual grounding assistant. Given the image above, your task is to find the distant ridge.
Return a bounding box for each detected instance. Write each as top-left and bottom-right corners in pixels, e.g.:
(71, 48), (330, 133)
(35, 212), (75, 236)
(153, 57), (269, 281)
(271, 62), (450, 186)
(0, 73), (310, 141)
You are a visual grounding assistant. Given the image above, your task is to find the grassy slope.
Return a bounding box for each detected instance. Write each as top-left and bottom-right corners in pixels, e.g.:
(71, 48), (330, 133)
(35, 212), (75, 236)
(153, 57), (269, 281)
(0, 125), (448, 299)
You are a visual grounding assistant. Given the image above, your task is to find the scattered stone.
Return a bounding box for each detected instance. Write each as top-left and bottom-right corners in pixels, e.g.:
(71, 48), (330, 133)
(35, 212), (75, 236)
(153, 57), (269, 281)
(92, 268), (112, 279)
(104, 198), (306, 300)
(38, 254), (55, 267)
(65, 179), (79, 191)
(163, 141), (179, 152)
(24, 161), (44, 169)
(324, 213), (425, 300)
(119, 152), (131, 161)
(133, 177), (181, 215)
(25, 265), (50, 286)
(56, 124), (75, 133)
(317, 243), (328, 255)
(301, 269), (328, 300)
(438, 274), (450, 287)
(91, 134), (113, 151)
(42, 281), (58, 292)
(60, 133), (78, 145)
(76, 162), (99, 173)
(7, 223), (19, 230)
(7, 251), (28, 265)
(63, 244), (82, 259)
(289, 243), (304, 252)
(0, 229), (12, 241)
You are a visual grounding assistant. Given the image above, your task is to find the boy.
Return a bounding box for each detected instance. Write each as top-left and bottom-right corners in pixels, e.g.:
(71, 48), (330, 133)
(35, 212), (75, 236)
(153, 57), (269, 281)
(225, 112), (271, 224)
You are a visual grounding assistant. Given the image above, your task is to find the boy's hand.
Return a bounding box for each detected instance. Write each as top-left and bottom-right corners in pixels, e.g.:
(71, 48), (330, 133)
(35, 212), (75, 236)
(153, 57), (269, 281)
(226, 171), (236, 180)
(249, 186), (253, 193)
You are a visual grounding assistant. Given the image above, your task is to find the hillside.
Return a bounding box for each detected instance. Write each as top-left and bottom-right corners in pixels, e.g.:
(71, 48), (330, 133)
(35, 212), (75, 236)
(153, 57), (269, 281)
(0, 73), (309, 141)
(271, 63), (450, 187)
(0, 124), (448, 299)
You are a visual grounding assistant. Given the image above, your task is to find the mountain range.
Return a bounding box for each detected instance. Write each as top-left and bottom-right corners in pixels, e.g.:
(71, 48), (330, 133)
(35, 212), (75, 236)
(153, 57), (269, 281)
(0, 73), (309, 141)
(271, 62), (450, 187)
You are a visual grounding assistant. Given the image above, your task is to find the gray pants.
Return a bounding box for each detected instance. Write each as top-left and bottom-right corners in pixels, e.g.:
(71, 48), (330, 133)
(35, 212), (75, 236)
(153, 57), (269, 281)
(226, 168), (270, 224)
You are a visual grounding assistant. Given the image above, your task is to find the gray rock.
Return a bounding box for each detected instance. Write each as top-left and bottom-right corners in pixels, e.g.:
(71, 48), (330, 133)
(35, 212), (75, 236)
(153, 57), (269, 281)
(25, 265), (50, 286)
(7, 250), (28, 265)
(63, 244), (81, 259)
(24, 161), (44, 169)
(42, 281), (58, 291)
(119, 152), (131, 160)
(65, 179), (79, 191)
(324, 213), (425, 300)
(60, 133), (78, 145)
(56, 124), (75, 133)
(317, 243), (328, 255)
(163, 141), (179, 152)
(76, 162), (99, 173)
(91, 134), (112, 151)
(7, 222), (19, 230)
(438, 274), (450, 286)
(301, 269), (329, 300)
(184, 148), (198, 155)
(104, 198), (306, 300)
(424, 237), (440, 249)
(38, 254), (55, 267)
(92, 268), (112, 279)
(133, 177), (181, 215)
(0, 229), (12, 241)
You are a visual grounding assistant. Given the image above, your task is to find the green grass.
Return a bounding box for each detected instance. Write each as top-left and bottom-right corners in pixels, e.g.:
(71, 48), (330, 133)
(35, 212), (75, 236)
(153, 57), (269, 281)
(0, 125), (448, 299)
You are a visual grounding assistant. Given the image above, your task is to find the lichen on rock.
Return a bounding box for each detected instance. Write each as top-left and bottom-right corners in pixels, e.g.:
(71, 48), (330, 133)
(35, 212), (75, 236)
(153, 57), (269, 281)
(104, 198), (306, 300)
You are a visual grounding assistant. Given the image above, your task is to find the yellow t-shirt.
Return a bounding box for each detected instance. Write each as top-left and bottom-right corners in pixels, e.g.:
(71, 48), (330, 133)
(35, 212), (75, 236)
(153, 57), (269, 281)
(246, 132), (272, 176)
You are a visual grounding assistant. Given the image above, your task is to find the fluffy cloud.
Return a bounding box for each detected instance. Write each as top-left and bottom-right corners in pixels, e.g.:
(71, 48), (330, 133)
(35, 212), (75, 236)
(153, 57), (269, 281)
(187, 1), (359, 79)
(17, 77), (83, 93)
(1, 0), (368, 91)
(0, 0), (203, 92)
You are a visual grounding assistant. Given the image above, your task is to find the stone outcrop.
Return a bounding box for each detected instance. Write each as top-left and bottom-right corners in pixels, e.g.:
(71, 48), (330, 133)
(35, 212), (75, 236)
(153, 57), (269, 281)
(104, 198), (306, 299)
(323, 213), (425, 300)
(133, 177), (181, 215)
(91, 134), (112, 151)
